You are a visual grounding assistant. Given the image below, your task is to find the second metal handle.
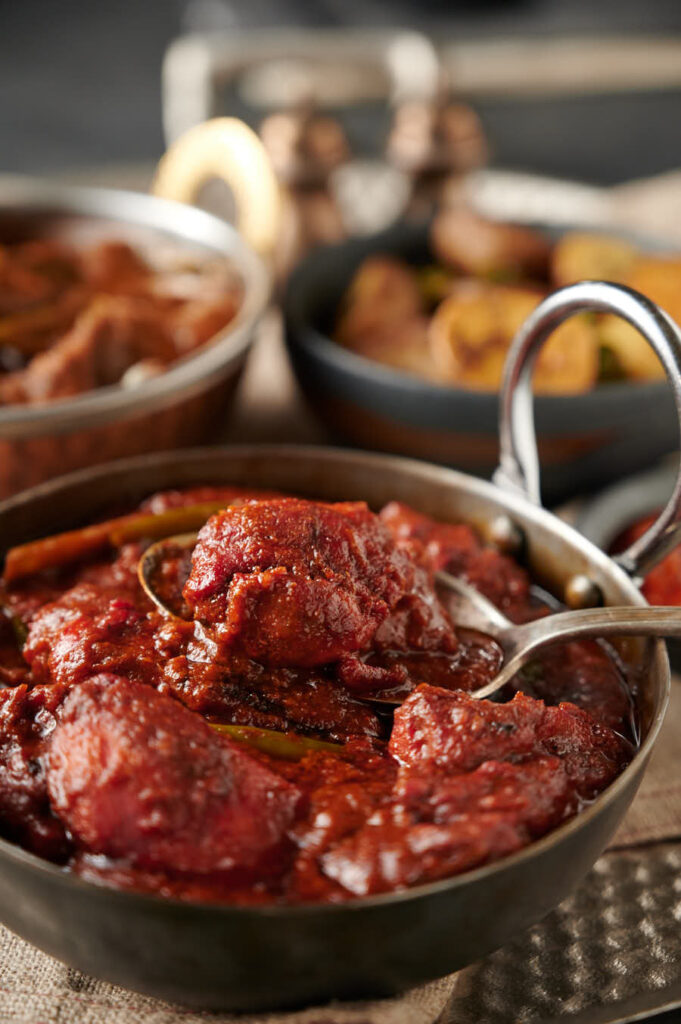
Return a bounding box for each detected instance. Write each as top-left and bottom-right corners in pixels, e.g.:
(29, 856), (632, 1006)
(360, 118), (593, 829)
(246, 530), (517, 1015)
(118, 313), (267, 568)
(493, 280), (681, 582)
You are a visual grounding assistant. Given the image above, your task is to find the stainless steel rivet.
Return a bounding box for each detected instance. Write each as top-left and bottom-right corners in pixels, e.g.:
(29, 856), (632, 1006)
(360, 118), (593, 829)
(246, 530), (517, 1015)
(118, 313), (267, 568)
(564, 574), (603, 610)
(489, 515), (525, 556)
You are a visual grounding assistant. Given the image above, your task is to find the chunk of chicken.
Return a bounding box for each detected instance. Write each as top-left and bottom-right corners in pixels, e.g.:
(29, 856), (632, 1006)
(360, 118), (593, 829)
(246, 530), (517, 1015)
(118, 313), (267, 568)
(0, 296), (176, 403)
(47, 675), (300, 874)
(183, 498), (453, 670)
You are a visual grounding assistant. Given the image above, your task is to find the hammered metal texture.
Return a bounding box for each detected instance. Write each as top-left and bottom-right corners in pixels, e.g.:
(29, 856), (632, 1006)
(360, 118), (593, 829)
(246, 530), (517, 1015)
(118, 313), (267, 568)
(444, 843), (681, 1024)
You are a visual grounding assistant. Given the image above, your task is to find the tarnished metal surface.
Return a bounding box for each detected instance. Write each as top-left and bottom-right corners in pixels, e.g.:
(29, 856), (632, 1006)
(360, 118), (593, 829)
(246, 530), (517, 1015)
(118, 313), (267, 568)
(444, 842), (681, 1024)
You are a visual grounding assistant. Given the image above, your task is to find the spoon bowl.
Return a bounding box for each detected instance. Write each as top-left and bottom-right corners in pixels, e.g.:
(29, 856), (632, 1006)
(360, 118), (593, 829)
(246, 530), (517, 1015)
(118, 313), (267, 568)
(137, 531), (198, 617)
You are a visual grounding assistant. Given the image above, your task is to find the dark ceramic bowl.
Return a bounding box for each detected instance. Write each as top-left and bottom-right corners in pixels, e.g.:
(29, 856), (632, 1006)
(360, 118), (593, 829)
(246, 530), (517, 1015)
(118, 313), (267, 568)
(284, 222), (675, 503)
(0, 444), (669, 1011)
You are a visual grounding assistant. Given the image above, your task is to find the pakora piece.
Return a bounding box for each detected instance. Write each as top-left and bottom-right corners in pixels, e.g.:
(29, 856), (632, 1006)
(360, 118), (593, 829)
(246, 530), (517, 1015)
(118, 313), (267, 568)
(429, 282), (598, 393)
(551, 232), (639, 288)
(334, 255), (423, 349)
(431, 208), (550, 281)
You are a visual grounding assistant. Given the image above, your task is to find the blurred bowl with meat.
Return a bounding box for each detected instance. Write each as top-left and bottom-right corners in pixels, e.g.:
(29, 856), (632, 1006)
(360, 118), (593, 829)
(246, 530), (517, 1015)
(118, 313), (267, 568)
(285, 208), (677, 500)
(576, 457), (681, 666)
(0, 176), (269, 497)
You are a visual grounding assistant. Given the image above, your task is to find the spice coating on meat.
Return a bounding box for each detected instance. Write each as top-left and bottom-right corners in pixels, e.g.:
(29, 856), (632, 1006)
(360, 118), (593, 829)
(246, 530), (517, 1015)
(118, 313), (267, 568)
(183, 498), (457, 670)
(320, 756), (569, 896)
(0, 683), (71, 860)
(23, 583), (159, 688)
(47, 675), (300, 874)
(380, 501), (530, 615)
(389, 686), (631, 799)
(317, 684), (631, 896)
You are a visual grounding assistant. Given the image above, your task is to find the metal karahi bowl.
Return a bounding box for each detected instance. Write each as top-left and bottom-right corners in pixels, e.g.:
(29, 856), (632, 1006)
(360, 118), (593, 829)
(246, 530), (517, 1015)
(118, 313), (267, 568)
(284, 221), (675, 502)
(0, 283), (676, 1011)
(0, 176), (270, 498)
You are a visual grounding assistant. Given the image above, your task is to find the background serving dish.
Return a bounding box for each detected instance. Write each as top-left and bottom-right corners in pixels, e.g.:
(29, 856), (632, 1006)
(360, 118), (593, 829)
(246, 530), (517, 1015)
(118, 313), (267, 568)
(0, 177), (269, 498)
(285, 220), (677, 501)
(577, 458), (676, 556)
(577, 457), (681, 667)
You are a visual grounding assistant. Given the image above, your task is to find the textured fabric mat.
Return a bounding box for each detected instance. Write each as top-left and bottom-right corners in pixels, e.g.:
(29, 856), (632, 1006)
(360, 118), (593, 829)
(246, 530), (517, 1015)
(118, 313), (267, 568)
(0, 928), (455, 1024)
(444, 842), (681, 1024)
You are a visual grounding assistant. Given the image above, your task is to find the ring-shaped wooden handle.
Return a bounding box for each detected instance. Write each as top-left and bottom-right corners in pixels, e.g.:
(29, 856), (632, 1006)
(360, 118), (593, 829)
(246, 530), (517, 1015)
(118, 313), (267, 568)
(152, 117), (282, 259)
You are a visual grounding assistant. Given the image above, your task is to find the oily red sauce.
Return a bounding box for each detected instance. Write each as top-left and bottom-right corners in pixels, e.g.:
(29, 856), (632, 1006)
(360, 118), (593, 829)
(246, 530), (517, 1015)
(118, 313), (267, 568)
(0, 488), (635, 904)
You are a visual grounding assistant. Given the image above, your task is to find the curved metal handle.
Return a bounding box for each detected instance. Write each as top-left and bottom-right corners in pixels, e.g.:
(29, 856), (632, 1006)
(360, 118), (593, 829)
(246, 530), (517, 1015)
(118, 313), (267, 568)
(152, 117), (282, 260)
(493, 280), (681, 579)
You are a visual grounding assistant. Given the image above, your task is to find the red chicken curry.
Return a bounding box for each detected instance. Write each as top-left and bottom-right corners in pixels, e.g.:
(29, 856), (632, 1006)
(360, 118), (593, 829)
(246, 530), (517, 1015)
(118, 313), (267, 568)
(0, 237), (242, 404)
(0, 489), (634, 904)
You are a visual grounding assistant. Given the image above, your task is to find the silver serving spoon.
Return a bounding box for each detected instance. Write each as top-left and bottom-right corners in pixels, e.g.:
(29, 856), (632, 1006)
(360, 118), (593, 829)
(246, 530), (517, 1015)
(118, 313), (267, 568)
(433, 570), (681, 702)
(138, 537), (681, 704)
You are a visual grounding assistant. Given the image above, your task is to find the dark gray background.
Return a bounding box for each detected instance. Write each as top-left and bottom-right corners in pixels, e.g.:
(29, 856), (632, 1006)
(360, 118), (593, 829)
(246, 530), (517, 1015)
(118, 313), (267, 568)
(2, 0), (681, 183)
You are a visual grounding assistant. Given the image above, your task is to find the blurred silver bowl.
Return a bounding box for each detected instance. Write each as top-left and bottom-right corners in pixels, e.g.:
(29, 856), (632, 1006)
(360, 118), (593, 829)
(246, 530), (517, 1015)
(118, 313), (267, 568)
(0, 176), (269, 497)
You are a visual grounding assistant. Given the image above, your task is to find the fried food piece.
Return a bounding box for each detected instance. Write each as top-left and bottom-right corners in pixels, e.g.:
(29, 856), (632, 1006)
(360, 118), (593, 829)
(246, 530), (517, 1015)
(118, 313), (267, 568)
(551, 232), (639, 288)
(532, 314), (599, 394)
(342, 315), (439, 380)
(627, 257), (681, 310)
(597, 257), (681, 382)
(598, 319), (665, 382)
(183, 498), (453, 669)
(429, 282), (598, 393)
(334, 256), (424, 349)
(46, 675), (300, 873)
(417, 265), (457, 307)
(430, 207), (550, 281)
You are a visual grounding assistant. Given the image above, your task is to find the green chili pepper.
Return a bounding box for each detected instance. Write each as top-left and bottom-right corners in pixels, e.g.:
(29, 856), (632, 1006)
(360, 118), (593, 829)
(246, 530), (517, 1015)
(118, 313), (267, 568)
(209, 722), (343, 761)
